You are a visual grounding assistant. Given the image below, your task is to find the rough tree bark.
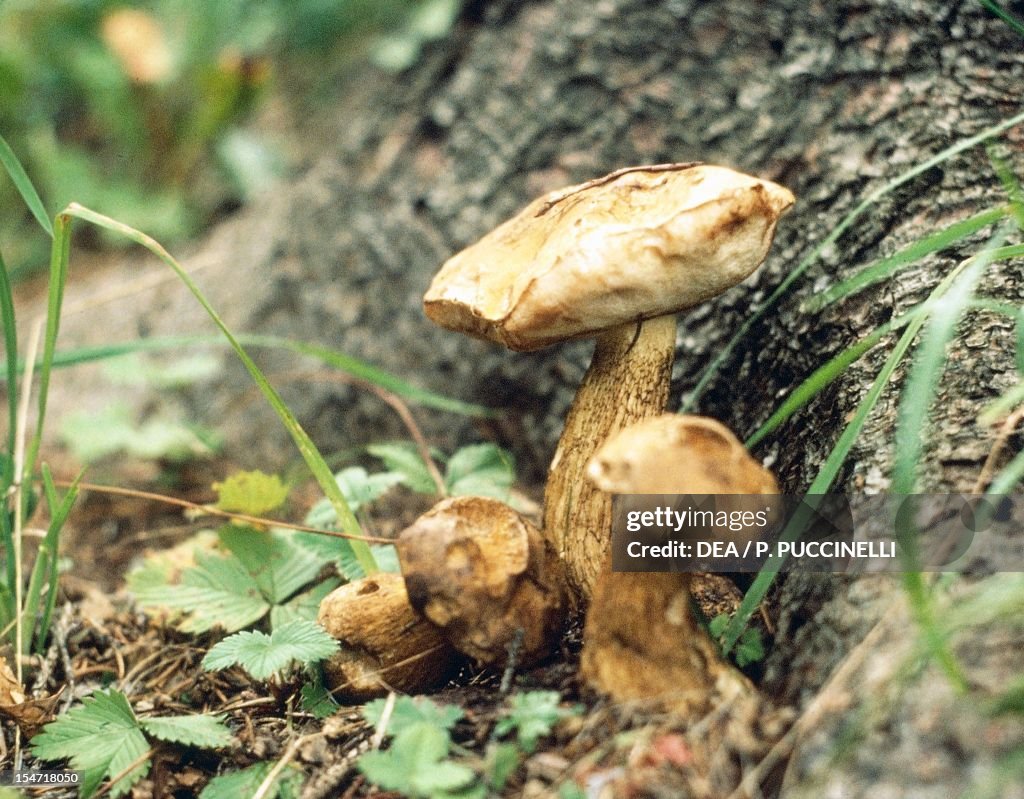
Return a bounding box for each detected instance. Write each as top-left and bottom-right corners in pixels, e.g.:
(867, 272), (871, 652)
(41, 1), (1024, 795)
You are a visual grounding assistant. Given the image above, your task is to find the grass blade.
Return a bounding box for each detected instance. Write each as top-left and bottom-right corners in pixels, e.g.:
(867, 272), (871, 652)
(683, 107), (1024, 412)
(0, 250), (17, 479)
(25, 465), (81, 653)
(980, 0), (1024, 38)
(723, 229), (1012, 658)
(0, 133), (53, 238)
(721, 310), (927, 654)
(0, 335), (494, 418)
(802, 206), (1006, 312)
(891, 226), (1011, 494)
(22, 214), (70, 524)
(59, 204), (378, 575)
(746, 309), (921, 448)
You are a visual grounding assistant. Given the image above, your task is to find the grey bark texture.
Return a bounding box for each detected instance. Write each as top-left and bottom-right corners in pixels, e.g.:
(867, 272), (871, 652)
(40, 0), (1024, 795)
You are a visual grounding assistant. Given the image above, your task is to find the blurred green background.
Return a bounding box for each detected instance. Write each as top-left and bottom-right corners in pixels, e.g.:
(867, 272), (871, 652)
(0, 0), (461, 278)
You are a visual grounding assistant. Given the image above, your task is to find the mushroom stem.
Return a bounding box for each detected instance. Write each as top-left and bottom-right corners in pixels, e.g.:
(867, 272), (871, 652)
(542, 314), (677, 606)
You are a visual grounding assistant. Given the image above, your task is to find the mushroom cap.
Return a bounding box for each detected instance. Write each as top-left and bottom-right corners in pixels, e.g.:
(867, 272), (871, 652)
(586, 413), (778, 495)
(396, 496), (565, 666)
(424, 164), (795, 352)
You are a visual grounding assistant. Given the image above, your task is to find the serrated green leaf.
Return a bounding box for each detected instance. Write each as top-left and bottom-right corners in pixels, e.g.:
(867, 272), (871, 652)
(734, 629), (765, 668)
(202, 619), (339, 680)
(270, 577), (341, 628)
(493, 691), (578, 754)
(358, 722), (473, 797)
(214, 470), (290, 515)
(336, 543), (400, 581)
(31, 689), (150, 798)
(304, 467), (405, 526)
(362, 695), (463, 737)
(336, 466), (406, 510)
(411, 759), (477, 796)
(200, 761), (303, 799)
(444, 444), (514, 500)
(218, 527), (322, 604)
(300, 676), (339, 720)
(139, 714), (233, 748)
(368, 442), (439, 494)
(132, 551), (269, 633)
(708, 614), (729, 638)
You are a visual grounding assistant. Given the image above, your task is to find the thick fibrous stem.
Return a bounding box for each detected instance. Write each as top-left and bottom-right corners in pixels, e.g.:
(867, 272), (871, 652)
(542, 314), (677, 606)
(580, 563), (746, 715)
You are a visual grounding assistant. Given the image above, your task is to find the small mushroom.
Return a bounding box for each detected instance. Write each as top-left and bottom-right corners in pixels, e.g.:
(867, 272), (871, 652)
(396, 496), (565, 667)
(580, 414), (777, 715)
(424, 164), (793, 605)
(318, 572), (459, 701)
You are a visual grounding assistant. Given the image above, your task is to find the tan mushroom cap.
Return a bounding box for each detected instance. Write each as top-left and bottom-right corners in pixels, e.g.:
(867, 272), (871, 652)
(424, 163), (795, 352)
(587, 414), (778, 495)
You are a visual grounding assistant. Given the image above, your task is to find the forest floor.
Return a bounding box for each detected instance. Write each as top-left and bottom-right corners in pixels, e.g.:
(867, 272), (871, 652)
(4, 447), (794, 799)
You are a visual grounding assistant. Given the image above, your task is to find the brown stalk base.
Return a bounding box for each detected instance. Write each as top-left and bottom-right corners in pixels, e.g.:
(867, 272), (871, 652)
(580, 564), (752, 715)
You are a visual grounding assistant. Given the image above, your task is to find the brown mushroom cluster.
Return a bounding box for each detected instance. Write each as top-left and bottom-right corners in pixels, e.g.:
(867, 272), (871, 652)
(317, 162), (794, 714)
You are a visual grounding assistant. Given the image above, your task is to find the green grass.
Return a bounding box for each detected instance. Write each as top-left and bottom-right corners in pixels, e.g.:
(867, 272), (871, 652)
(717, 120), (1024, 670)
(0, 136), (486, 654)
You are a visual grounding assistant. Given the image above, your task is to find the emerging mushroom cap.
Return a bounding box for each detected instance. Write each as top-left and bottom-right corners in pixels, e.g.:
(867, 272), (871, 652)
(424, 163), (795, 351)
(587, 413), (778, 495)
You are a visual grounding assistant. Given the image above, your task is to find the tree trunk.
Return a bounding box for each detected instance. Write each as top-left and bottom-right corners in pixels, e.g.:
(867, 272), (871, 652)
(42, 1), (1024, 795)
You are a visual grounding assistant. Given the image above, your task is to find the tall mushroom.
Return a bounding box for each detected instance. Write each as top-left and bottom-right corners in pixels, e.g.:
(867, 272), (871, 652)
(581, 414), (778, 714)
(424, 163), (794, 605)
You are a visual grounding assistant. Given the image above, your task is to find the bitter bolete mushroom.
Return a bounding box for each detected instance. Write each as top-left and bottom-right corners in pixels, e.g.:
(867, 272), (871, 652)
(580, 414), (778, 714)
(318, 572), (459, 701)
(424, 164), (793, 605)
(396, 496), (565, 667)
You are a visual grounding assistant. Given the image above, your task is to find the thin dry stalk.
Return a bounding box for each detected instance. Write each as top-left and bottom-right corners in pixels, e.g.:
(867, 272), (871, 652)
(973, 404), (1024, 493)
(50, 479), (391, 544)
(370, 692), (397, 750)
(726, 608), (896, 799)
(253, 732), (322, 799)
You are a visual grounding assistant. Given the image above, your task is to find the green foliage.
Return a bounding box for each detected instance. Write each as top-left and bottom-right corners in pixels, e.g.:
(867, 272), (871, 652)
(362, 695), (463, 735)
(0, 1), (465, 276)
(138, 714), (234, 748)
(371, 0), (462, 71)
(492, 691), (582, 754)
(213, 469), (289, 515)
(128, 524), (327, 633)
(709, 614), (765, 668)
(367, 441), (516, 500)
(202, 618), (339, 680)
(717, 121), (1024, 663)
(200, 761), (303, 799)
(358, 723), (478, 799)
(60, 402), (216, 463)
(299, 671), (340, 719)
(358, 693), (579, 798)
(31, 689), (231, 799)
